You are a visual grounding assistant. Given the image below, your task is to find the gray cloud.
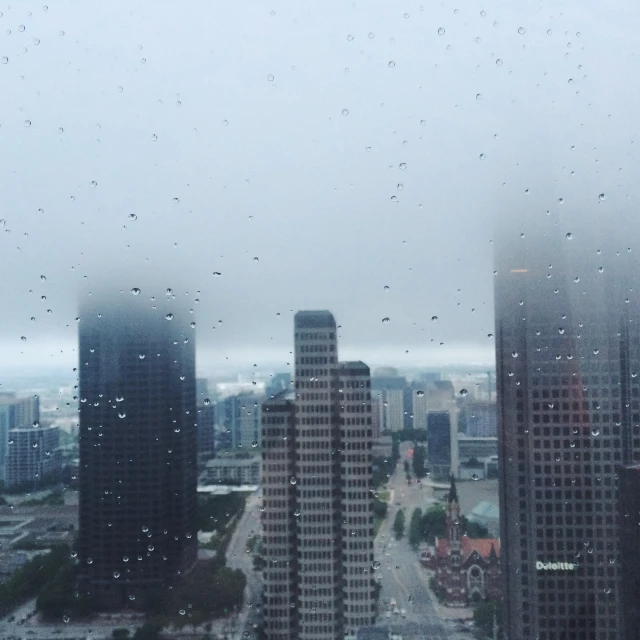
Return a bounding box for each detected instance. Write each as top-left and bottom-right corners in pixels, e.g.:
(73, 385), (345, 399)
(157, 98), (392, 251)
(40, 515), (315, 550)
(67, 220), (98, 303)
(1, 0), (638, 375)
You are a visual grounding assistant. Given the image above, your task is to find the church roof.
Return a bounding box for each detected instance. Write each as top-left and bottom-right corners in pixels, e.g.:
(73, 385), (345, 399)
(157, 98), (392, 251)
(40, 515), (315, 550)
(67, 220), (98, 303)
(436, 535), (501, 561)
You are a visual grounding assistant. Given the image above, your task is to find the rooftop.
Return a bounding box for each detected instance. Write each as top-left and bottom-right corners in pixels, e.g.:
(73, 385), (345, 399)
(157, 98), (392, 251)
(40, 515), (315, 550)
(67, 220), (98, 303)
(294, 310), (336, 329)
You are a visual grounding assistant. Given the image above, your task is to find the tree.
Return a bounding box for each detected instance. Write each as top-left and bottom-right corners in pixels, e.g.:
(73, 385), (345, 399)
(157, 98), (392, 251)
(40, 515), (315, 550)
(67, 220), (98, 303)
(412, 445), (426, 479)
(473, 599), (502, 638)
(372, 496), (388, 520)
(393, 509), (405, 540)
(462, 517), (490, 538)
(408, 508), (423, 548)
(133, 620), (163, 640)
(421, 505), (446, 544)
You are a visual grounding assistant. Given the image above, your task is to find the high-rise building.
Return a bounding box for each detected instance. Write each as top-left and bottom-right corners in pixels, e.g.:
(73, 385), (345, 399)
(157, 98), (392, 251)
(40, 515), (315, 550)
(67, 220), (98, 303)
(0, 394), (41, 483)
(6, 425), (61, 489)
(196, 403), (215, 459)
(426, 411), (458, 478)
(411, 384), (428, 431)
(371, 376), (406, 433)
(463, 401), (497, 437)
(495, 207), (639, 640)
(265, 372), (292, 399)
(261, 311), (375, 640)
(78, 292), (198, 608)
(217, 392), (262, 451)
(618, 465), (640, 636)
(196, 378), (210, 404)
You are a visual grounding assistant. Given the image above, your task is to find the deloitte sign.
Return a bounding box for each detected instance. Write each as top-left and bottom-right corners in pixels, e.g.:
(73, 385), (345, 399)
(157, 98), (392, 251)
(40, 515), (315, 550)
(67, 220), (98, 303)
(536, 561), (576, 571)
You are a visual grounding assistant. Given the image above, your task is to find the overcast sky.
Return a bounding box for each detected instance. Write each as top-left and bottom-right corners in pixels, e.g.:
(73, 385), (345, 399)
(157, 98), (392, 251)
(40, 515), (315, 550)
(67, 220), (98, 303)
(1, 0), (639, 377)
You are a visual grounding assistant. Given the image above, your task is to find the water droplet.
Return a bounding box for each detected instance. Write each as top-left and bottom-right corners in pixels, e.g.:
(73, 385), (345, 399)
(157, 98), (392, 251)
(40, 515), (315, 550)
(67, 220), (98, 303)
(113, 571), (120, 579)
(347, 34), (354, 41)
(496, 58), (503, 66)
(383, 285), (390, 292)
(459, 389), (468, 397)
(558, 197), (565, 204)
(190, 322), (196, 328)
(431, 315), (438, 322)
(382, 317), (390, 324)
(479, 153), (486, 160)
(165, 313), (174, 321)
(253, 256), (259, 263)
(368, 32), (375, 39)
(566, 232), (573, 240)
(20, 336), (27, 342)
(87, 557), (93, 565)
(476, 93), (483, 100)
(267, 73), (274, 81)
(131, 287), (141, 296)
(512, 351), (518, 358)
(139, 354), (146, 360)
(1, 57), (8, 65)
(416, 390), (425, 397)
(518, 26), (526, 34)
(388, 60), (396, 68)
(203, 398), (211, 405)
(598, 193), (606, 201)
(24, 120), (31, 127)
(438, 27), (445, 35)
(290, 476), (297, 485)
(63, 615), (70, 623)
(342, 108), (349, 116)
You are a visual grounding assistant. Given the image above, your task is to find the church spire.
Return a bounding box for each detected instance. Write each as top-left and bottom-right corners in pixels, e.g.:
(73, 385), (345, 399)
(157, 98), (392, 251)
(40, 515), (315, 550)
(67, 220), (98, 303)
(448, 474), (458, 504)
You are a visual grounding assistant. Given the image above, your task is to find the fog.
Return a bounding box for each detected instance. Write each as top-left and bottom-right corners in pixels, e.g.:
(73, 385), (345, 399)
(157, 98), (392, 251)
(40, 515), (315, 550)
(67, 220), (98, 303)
(1, 0), (639, 376)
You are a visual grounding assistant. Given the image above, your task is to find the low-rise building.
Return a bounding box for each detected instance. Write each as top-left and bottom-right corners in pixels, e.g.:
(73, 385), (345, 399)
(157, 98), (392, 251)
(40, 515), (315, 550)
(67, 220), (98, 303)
(202, 453), (261, 485)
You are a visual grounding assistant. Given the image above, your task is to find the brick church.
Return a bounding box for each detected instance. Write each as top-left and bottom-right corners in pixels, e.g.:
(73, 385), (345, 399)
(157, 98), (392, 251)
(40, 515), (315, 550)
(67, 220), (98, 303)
(431, 477), (501, 607)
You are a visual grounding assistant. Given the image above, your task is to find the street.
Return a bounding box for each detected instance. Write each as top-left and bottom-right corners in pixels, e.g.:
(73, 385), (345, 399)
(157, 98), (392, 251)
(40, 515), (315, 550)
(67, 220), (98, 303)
(374, 443), (474, 640)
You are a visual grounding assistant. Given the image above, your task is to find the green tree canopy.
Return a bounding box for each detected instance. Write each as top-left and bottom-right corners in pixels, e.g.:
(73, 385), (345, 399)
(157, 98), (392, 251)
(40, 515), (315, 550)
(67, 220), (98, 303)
(393, 509), (405, 540)
(408, 508), (423, 548)
(412, 445), (426, 479)
(421, 505), (446, 545)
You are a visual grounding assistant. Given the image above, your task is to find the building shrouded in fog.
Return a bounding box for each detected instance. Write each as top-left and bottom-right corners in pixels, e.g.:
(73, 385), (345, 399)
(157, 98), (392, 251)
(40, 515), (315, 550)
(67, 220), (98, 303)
(496, 204), (640, 640)
(78, 291), (198, 608)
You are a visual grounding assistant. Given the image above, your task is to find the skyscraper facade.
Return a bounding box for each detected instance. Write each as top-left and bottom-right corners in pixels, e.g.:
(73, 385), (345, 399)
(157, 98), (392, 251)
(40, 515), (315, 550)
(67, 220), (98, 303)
(217, 392), (262, 451)
(78, 292), (198, 608)
(261, 311), (375, 640)
(496, 208), (640, 640)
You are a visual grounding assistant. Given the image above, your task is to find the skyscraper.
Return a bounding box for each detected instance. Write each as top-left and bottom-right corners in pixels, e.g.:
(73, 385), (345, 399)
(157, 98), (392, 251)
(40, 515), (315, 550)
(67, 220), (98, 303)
(495, 206), (640, 640)
(78, 291), (198, 608)
(618, 465), (640, 636)
(261, 311), (375, 640)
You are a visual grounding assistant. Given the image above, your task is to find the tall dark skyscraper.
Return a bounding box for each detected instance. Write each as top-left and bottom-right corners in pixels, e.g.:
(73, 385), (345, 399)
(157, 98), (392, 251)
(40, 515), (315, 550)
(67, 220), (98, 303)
(78, 291), (198, 608)
(618, 465), (640, 637)
(495, 206), (640, 640)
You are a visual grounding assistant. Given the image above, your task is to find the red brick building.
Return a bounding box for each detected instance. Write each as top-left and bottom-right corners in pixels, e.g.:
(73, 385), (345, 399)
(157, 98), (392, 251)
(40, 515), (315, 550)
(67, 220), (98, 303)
(432, 477), (501, 607)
